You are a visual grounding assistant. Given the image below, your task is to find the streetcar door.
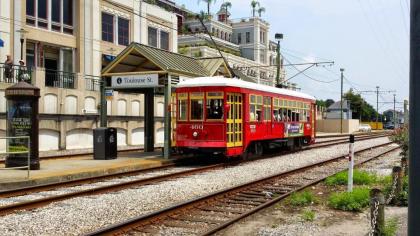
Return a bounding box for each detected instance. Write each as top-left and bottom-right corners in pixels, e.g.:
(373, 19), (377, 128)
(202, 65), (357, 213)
(226, 93), (243, 147)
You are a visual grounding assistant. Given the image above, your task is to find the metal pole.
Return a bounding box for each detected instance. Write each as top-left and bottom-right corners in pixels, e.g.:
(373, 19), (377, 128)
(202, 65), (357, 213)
(393, 94), (396, 129)
(340, 68), (344, 134)
(20, 38), (24, 61)
(27, 137), (30, 178)
(163, 74), (172, 159)
(376, 86), (379, 130)
(404, 99), (409, 125)
(409, 1), (420, 234)
(348, 134), (355, 192)
(99, 79), (107, 127)
(276, 40), (281, 86)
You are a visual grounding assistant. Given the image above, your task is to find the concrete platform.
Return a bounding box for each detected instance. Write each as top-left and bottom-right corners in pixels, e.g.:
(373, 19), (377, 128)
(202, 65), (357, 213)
(0, 151), (172, 191)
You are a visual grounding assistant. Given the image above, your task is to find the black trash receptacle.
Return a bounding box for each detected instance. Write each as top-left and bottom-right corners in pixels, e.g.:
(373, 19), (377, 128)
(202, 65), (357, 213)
(93, 127), (117, 160)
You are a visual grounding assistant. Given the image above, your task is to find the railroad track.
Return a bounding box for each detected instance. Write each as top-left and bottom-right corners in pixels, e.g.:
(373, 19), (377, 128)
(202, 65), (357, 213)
(314, 132), (389, 144)
(85, 142), (398, 236)
(0, 134), (390, 217)
(316, 131), (390, 139)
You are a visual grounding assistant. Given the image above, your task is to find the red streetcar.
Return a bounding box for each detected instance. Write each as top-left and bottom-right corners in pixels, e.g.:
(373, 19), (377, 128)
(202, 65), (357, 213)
(173, 77), (316, 158)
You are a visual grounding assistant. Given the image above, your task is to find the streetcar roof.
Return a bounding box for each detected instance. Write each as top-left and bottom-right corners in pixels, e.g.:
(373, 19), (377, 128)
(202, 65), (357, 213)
(176, 77), (316, 101)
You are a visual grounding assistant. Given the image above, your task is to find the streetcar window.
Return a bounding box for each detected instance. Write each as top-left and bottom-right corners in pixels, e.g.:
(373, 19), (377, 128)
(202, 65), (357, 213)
(249, 95), (262, 122)
(263, 97), (271, 121)
(190, 92), (204, 121)
(191, 99), (204, 120)
(206, 98), (224, 119)
(287, 109), (292, 122)
(177, 93), (188, 121)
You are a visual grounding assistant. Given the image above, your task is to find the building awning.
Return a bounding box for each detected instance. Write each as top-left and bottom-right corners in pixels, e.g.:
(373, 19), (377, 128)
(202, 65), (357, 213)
(0, 38), (4, 47)
(102, 43), (231, 78)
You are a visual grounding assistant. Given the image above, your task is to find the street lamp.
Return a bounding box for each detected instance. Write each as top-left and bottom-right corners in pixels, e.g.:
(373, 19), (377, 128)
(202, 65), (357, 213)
(16, 28), (28, 61)
(275, 33), (283, 88)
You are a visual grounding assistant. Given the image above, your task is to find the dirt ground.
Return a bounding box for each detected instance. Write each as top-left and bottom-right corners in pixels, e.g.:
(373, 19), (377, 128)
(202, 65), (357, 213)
(217, 148), (408, 236)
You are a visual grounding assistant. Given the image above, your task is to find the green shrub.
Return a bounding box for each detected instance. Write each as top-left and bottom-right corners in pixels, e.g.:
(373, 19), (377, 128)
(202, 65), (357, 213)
(325, 170), (377, 186)
(328, 187), (370, 211)
(288, 191), (318, 207)
(301, 209), (315, 221)
(383, 176), (408, 206)
(381, 217), (399, 236)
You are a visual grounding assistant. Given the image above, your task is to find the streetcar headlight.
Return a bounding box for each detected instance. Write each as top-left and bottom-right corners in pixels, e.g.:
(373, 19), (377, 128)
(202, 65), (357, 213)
(193, 131), (198, 137)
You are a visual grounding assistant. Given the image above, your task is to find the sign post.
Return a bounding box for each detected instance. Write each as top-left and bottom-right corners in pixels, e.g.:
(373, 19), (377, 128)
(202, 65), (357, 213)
(5, 81), (40, 170)
(348, 134), (355, 192)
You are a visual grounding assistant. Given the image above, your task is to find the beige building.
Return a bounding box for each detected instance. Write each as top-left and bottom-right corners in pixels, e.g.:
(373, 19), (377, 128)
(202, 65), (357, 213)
(0, 0), (178, 151)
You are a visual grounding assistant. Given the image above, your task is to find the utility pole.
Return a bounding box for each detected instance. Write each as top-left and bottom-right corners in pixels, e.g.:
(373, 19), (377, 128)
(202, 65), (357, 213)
(409, 1), (420, 234)
(359, 87), (396, 130)
(340, 68), (344, 134)
(275, 33), (283, 87)
(404, 100), (409, 125)
(393, 94), (396, 129)
(376, 86), (379, 130)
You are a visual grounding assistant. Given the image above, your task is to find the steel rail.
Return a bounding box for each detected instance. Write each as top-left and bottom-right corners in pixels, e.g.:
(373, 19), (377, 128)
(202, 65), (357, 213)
(0, 134), (390, 217)
(84, 141), (397, 236)
(0, 163), (227, 216)
(1, 133), (390, 198)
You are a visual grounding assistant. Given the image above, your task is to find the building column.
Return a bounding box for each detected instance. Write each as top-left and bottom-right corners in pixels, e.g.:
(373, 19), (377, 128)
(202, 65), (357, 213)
(144, 88), (154, 152)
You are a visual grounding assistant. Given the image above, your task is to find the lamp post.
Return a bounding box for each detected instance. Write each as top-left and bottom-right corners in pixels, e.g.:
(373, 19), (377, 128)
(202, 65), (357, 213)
(275, 33), (283, 87)
(16, 28), (28, 61)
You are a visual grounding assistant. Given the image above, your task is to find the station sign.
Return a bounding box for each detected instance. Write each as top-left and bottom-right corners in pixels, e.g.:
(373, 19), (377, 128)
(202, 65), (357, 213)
(111, 74), (159, 88)
(105, 89), (113, 100)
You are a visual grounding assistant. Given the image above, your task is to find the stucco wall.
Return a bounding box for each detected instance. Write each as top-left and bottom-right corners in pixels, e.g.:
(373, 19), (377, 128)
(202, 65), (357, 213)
(316, 119), (360, 133)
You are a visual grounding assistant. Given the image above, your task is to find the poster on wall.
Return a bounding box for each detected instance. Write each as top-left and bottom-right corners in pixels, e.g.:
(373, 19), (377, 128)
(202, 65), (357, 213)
(7, 100), (32, 155)
(284, 123), (304, 137)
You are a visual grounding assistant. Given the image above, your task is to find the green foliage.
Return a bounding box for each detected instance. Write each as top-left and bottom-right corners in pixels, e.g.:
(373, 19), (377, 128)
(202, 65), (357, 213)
(328, 187), (370, 211)
(325, 170), (377, 186)
(383, 175), (408, 206)
(390, 125), (409, 158)
(288, 191), (318, 207)
(344, 89), (380, 122)
(316, 99), (334, 108)
(381, 217), (399, 236)
(301, 209), (315, 221)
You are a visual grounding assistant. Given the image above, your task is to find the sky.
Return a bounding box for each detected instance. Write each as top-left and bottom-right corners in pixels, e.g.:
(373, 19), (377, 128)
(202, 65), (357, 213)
(175, 0), (410, 112)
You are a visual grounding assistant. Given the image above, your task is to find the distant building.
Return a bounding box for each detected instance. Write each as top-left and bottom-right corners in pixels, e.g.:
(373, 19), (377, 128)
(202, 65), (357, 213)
(383, 109), (404, 125)
(176, 3), (288, 87)
(325, 100), (352, 119)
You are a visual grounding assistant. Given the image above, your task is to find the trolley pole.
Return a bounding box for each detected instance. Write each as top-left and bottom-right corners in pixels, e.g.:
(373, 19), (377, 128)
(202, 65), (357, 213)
(348, 134), (355, 192)
(340, 68), (344, 134)
(409, 0), (420, 234)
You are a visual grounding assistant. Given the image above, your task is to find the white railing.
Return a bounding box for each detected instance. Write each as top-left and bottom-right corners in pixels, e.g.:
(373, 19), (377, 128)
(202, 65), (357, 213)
(0, 136), (31, 178)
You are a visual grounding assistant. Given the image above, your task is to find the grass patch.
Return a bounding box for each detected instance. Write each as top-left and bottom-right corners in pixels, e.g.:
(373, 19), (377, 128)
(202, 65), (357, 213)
(288, 191), (318, 207)
(325, 170), (377, 186)
(301, 209), (315, 221)
(328, 187), (370, 211)
(382, 175), (408, 206)
(381, 217), (399, 236)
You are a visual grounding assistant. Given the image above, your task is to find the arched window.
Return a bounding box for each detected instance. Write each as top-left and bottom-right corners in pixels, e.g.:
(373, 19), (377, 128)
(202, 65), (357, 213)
(44, 94), (58, 113)
(117, 99), (127, 116)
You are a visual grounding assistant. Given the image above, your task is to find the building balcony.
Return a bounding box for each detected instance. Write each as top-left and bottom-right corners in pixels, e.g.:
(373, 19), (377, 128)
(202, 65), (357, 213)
(0, 63), (33, 84)
(45, 69), (76, 89)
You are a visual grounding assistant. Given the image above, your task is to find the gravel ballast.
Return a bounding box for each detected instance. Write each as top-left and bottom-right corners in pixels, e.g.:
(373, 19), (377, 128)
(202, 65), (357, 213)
(0, 137), (391, 235)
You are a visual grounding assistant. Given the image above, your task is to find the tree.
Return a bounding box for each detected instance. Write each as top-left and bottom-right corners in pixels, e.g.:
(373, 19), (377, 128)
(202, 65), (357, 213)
(257, 6), (265, 17)
(198, 0), (217, 15)
(343, 89), (378, 122)
(251, 0), (260, 17)
(221, 1), (232, 23)
(325, 99), (335, 108)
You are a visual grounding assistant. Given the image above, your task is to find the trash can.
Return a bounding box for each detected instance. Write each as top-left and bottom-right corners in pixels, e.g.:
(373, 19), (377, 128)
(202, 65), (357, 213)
(93, 127), (117, 160)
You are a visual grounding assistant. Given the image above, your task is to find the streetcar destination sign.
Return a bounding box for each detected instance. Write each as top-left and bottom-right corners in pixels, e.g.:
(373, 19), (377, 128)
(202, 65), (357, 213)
(111, 74), (159, 88)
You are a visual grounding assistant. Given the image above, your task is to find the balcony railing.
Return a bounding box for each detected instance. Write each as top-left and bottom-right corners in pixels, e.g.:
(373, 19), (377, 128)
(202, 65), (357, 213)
(45, 70), (75, 89)
(84, 76), (101, 91)
(0, 63), (33, 84)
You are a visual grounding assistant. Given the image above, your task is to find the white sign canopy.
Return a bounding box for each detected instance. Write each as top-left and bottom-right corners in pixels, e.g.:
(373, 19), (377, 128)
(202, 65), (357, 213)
(111, 74), (159, 88)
